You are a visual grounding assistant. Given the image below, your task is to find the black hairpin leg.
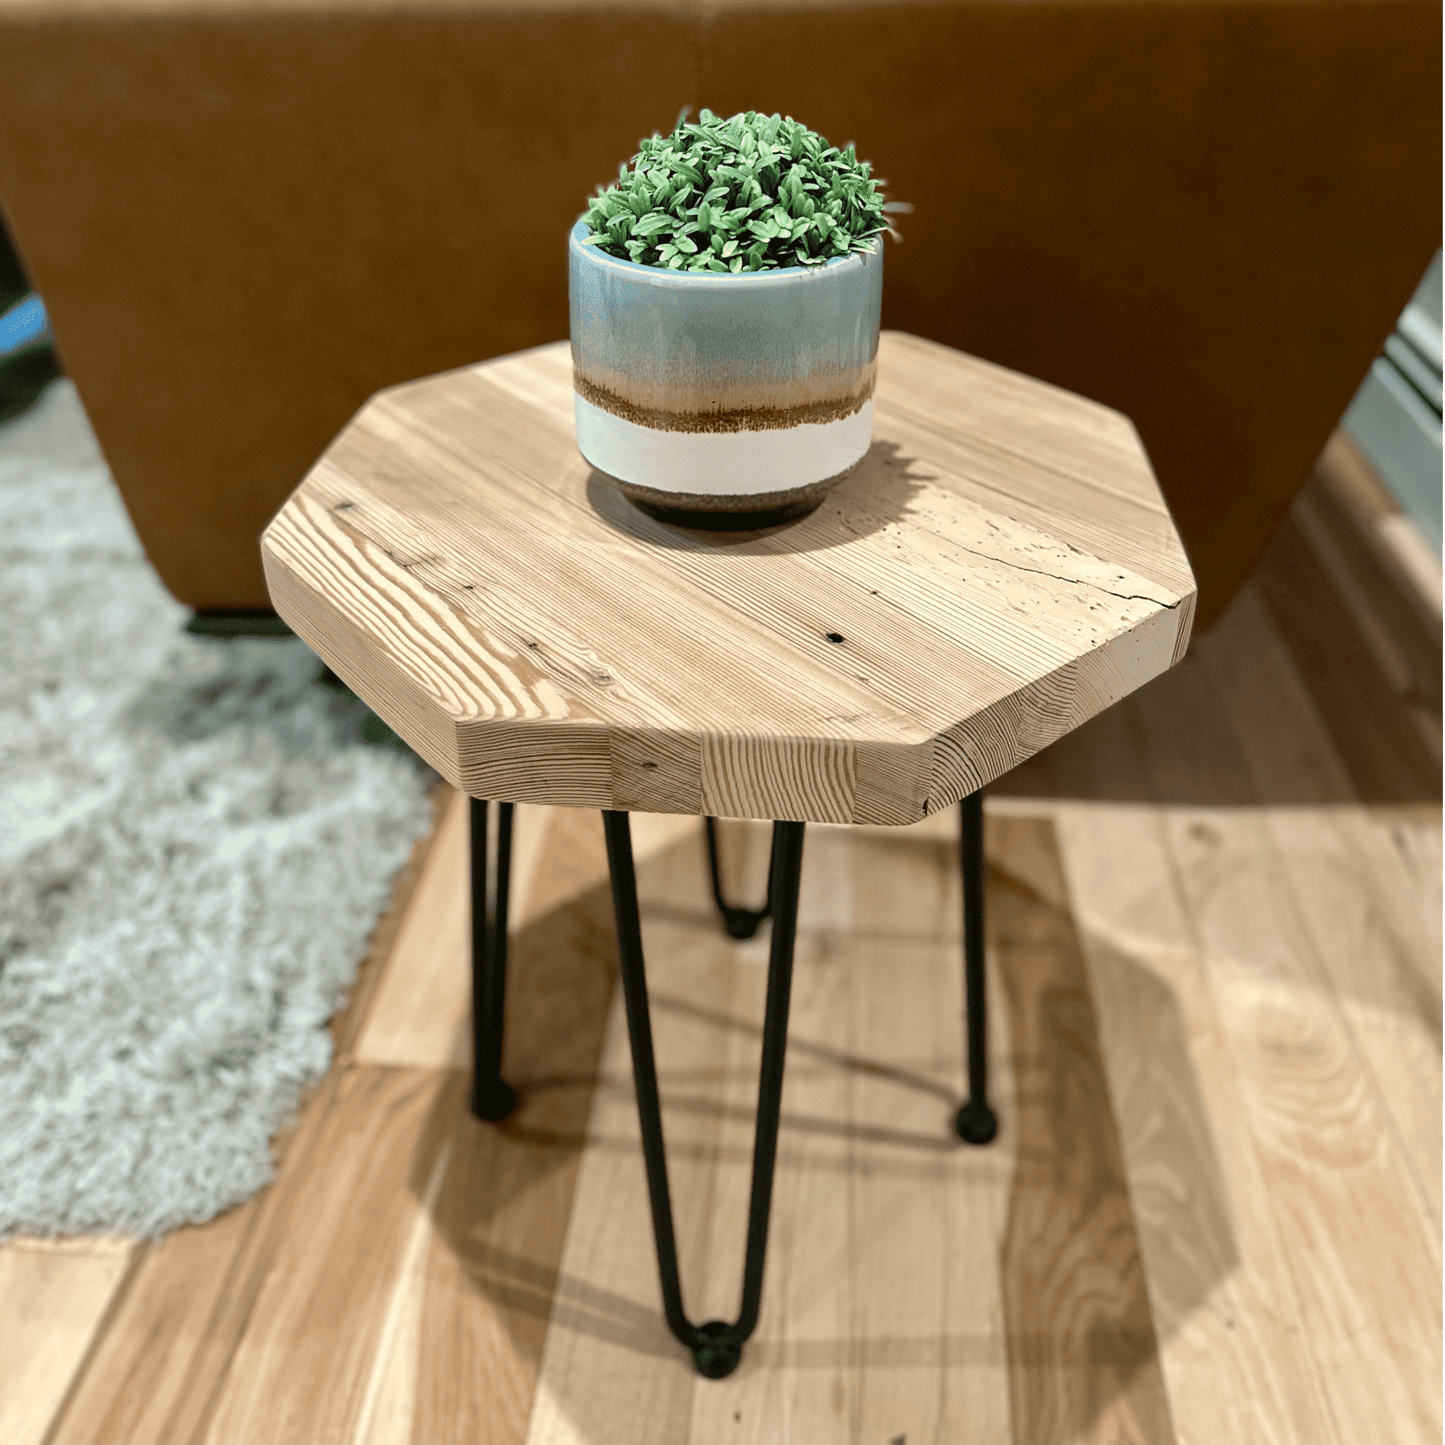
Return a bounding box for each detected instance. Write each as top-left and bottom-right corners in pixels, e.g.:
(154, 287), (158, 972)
(470, 796), (518, 1122)
(704, 816), (775, 939)
(604, 811), (806, 1380)
(953, 789), (997, 1144)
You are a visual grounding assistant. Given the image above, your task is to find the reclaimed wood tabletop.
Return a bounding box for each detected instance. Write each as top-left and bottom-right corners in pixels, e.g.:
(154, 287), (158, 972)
(262, 331), (1196, 823)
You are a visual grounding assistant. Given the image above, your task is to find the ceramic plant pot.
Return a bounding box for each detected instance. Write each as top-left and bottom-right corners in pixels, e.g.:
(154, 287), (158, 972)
(569, 219), (884, 528)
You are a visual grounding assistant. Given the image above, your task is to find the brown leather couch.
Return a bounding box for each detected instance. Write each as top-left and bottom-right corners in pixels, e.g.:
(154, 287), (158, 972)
(0, 0), (1437, 628)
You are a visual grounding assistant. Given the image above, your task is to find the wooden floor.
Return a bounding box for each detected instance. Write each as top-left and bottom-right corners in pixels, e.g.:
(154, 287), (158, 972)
(6, 449), (1441, 1445)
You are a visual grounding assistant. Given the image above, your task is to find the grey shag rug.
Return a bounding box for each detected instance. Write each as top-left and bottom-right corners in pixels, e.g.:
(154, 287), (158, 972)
(0, 382), (439, 1239)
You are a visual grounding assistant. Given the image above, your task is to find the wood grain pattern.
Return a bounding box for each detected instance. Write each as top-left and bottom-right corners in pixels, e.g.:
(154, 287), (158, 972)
(988, 816), (1175, 1445)
(1302, 432), (1441, 703)
(353, 786), (474, 1068)
(332, 780), (453, 1062)
(0, 1241), (135, 1445)
(355, 792), (702, 1071)
(354, 791), (554, 1069)
(1254, 515), (1440, 804)
(1130, 646), (1443, 1445)
(1201, 588), (1443, 1223)
(262, 333), (1195, 823)
(1282, 438), (1442, 784)
(39, 1070), (345, 1445)
(1369, 809), (1443, 963)
(1057, 801), (1342, 1445)
(195, 1067), (451, 1445)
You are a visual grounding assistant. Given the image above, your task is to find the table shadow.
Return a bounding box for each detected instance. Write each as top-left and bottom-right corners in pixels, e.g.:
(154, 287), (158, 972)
(408, 819), (1228, 1443)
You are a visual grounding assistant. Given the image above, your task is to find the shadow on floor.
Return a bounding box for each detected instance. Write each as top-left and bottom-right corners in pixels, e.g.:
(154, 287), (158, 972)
(406, 814), (1216, 1444)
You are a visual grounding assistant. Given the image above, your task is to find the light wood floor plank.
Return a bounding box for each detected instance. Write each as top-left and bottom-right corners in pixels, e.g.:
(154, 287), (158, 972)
(40, 1071), (344, 1445)
(353, 787), (471, 1068)
(198, 1067), (447, 1445)
(988, 815), (1175, 1445)
(0, 1243), (135, 1445)
(330, 783), (454, 1062)
(1199, 590), (1442, 1221)
(355, 792), (557, 1069)
(524, 824), (747, 1444)
(841, 821), (1010, 1445)
(1056, 802), (1342, 1445)
(194, 1066), (584, 1445)
(354, 793), (702, 1072)
(525, 804), (1170, 1441)
(686, 820), (1018, 1444)
(1254, 518), (1440, 803)
(1132, 658), (1443, 1445)
(1366, 809), (1444, 964)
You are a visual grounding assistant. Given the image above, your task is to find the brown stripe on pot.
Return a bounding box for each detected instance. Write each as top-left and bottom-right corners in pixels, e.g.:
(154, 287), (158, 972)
(573, 361), (876, 434)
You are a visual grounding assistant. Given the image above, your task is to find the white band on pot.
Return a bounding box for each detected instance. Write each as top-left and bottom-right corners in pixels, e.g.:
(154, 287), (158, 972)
(574, 394), (874, 498)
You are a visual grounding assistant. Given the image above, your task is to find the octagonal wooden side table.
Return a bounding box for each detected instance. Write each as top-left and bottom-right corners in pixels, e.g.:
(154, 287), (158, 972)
(261, 330), (1196, 1378)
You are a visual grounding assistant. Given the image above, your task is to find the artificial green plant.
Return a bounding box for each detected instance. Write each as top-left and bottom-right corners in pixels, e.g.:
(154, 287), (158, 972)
(580, 109), (906, 273)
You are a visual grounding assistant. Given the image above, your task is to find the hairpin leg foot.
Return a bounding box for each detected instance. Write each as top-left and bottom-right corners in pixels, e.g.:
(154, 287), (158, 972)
(703, 816), (775, 939)
(605, 810), (807, 1378)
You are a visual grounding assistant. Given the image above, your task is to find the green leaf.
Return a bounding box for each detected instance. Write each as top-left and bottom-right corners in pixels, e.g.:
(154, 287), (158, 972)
(581, 110), (902, 271)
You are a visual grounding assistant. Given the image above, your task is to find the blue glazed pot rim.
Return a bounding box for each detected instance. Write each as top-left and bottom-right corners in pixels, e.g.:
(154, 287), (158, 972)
(570, 217), (878, 283)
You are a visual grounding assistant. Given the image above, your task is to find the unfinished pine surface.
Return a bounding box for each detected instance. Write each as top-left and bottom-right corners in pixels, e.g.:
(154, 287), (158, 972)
(10, 458), (1439, 1444)
(261, 332), (1196, 825)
